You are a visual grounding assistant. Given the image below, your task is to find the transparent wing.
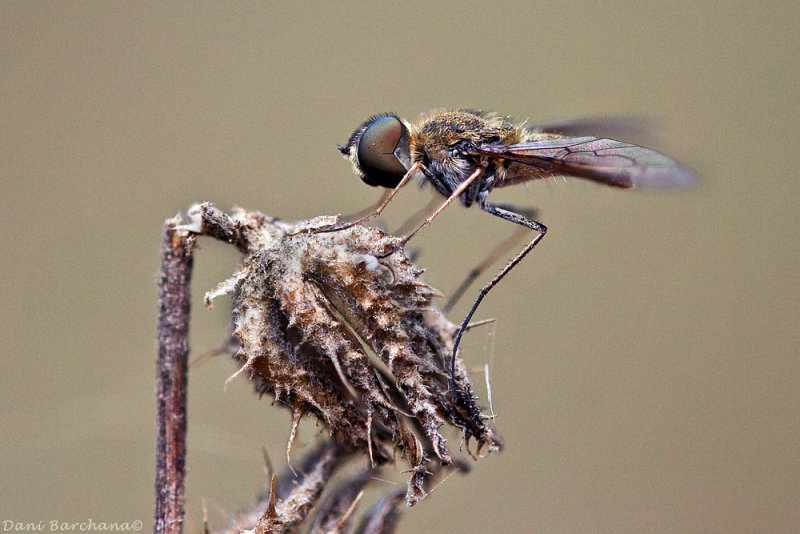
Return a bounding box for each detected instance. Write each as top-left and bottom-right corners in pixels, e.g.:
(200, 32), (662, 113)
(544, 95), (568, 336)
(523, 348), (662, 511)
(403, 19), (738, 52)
(470, 136), (694, 188)
(526, 116), (657, 144)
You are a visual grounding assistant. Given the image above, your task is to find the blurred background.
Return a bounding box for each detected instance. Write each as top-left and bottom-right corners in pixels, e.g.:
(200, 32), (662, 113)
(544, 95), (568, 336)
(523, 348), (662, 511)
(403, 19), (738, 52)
(1, 2), (797, 533)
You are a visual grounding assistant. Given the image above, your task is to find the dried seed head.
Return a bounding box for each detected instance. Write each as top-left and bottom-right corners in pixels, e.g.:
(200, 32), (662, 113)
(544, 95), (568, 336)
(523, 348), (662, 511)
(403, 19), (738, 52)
(194, 203), (501, 505)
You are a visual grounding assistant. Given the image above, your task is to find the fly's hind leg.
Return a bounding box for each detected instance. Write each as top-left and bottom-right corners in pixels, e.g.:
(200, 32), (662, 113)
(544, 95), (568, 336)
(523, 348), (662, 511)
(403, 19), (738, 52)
(450, 202), (547, 396)
(443, 204), (538, 314)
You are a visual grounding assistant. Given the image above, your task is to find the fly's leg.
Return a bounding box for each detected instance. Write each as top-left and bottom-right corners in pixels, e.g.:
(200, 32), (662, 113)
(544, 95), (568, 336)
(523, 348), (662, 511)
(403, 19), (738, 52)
(393, 194), (441, 235)
(377, 168), (484, 258)
(340, 188), (391, 223)
(450, 202), (547, 396)
(443, 204), (538, 314)
(315, 161), (423, 234)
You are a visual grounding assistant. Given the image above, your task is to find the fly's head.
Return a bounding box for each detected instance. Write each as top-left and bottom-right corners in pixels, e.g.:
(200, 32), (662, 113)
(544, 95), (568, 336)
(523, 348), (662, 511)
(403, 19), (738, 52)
(339, 114), (412, 188)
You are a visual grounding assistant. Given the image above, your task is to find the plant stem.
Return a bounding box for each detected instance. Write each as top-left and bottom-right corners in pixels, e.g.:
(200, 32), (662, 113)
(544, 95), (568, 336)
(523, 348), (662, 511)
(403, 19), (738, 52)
(154, 218), (195, 534)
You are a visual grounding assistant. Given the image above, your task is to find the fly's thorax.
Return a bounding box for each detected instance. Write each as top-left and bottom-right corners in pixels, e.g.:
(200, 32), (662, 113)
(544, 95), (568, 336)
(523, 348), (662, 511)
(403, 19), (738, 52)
(410, 110), (522, 167)
(410, 110), (518, 155)
(406, 110), (522, 195)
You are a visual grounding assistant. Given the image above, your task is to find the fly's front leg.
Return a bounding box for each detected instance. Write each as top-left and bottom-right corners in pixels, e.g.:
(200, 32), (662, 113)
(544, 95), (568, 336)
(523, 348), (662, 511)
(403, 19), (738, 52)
(376, 167), (485, 259)
(315, 161), (423, 234)
(450, 201), (547, 396)
(393, 194), (441, 235)
(340, 188), (392, 223)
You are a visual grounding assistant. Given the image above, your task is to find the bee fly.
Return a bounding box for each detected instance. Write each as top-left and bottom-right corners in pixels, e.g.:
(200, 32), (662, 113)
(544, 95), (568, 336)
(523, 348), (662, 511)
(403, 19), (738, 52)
(323, 109), (694, 394)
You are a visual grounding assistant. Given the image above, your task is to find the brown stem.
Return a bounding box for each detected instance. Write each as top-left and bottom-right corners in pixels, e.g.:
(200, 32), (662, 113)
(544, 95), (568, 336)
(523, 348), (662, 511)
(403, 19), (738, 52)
(154, 217), (195, 534)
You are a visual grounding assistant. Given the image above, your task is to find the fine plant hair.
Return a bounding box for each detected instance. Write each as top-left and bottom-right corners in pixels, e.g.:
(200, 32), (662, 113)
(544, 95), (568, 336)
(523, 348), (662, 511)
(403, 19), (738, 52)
(155, 203), (502, 534)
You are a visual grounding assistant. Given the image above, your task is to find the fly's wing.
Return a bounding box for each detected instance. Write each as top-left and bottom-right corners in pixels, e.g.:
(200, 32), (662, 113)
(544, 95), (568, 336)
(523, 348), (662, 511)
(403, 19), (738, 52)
(471, 136), (694, 188)
(527, 116), (657, 145)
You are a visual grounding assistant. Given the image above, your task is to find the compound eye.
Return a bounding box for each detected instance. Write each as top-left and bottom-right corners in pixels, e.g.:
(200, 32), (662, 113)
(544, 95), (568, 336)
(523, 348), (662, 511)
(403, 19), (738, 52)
(356, 115), (409, 188)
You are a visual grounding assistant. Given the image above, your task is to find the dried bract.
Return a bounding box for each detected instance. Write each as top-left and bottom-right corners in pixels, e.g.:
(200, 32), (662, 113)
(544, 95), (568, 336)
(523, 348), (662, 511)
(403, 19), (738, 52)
(189, 203), (501, 505)
(218, 441), (354, 534)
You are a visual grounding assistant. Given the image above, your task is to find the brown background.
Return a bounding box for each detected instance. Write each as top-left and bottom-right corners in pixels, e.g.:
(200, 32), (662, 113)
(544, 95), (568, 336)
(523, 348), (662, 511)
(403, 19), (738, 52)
(2, 2), (797, 533)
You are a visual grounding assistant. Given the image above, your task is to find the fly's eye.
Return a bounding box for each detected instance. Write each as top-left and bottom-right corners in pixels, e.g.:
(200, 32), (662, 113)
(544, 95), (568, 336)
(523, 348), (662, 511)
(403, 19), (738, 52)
(356, 115), (410, 188)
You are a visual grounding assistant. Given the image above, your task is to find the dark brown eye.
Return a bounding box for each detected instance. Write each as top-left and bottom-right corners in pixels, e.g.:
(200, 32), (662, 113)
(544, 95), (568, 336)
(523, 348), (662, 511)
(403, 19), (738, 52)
(356, 115), (410, 188)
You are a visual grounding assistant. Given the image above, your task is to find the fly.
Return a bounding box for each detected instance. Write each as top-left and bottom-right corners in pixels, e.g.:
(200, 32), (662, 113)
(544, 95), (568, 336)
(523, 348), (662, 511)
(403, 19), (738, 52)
(321, 109), (694, 396)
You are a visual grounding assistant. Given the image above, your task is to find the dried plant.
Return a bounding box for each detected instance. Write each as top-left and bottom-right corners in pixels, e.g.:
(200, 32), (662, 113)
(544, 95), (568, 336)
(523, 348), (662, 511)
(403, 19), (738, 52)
(156, 203), (502, 533)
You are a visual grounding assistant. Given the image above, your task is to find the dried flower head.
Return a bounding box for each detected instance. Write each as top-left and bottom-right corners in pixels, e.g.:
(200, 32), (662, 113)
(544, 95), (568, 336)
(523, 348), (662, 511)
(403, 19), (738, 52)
(189, 203), (501, 506)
